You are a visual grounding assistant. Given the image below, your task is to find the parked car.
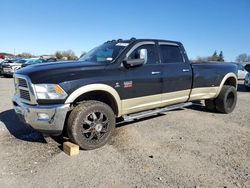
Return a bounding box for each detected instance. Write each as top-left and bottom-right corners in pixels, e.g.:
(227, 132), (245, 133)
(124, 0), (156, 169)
(21, 57), (57, 68)
(13, 38), (238, 150)
(21, 58), (45, 68)
(245, 64), (250, 72)
(1, 59), (26, 77)
(244, 72), (250, 90)
(0, 54), (5, 63)
(0, 61), (4, 75)
(233, 63), (248, 80)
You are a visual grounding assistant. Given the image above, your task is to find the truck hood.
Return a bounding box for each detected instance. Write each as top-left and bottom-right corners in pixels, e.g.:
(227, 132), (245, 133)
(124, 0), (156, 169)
(16, 61), (106, 84)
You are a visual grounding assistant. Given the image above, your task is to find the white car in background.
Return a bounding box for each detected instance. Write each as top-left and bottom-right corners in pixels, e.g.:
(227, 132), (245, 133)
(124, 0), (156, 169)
(234, 63), (248, 80)
(1, 59), (26, 77)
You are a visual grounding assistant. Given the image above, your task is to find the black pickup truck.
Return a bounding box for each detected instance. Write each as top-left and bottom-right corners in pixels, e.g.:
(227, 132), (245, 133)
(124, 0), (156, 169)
(12, 38), (238, 150)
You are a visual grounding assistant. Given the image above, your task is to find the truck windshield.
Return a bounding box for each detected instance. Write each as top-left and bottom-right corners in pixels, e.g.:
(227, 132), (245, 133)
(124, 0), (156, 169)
(79, 42), (129, 64)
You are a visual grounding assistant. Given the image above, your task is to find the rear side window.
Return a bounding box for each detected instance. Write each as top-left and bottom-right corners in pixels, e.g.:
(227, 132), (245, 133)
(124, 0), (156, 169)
(160, 45), (184, 63)
(128, 44), (158, 64)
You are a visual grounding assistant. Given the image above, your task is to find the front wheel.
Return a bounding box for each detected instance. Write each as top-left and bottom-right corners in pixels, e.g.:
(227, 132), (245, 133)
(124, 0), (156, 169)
(67, 101), (116, 150)
(215, 85), (237, 114)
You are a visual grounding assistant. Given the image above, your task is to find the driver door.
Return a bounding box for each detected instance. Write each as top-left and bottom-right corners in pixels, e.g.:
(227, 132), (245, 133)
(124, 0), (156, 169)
(120, 42), (163, 114)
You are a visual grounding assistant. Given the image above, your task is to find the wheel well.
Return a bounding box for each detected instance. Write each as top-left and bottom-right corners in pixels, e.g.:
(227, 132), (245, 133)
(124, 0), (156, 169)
(73, 90), (119, 116)
(224, 77), (237, 88)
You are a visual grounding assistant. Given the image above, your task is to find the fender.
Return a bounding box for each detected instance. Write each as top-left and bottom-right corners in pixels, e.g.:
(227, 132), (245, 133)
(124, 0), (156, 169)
(65, 84), (122, 116)
(215, 72), (237, 98)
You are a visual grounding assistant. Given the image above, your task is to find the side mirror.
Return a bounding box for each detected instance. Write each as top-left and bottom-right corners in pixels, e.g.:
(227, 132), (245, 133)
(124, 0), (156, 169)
(124, 49), (148, 67)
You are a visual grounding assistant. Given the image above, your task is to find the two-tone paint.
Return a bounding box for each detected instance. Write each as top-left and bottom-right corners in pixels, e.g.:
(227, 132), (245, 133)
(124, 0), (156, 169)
(16, 39), (238, 117)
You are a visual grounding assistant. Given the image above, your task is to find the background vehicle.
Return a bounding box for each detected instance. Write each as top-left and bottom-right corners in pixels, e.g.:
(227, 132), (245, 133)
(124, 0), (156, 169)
(244, 64), (250, 90)
(1, 59), (26, 77)
(0, 61), (4, 75)
(12, 38), (238, 150)
(244, 72), (250, 90)
(233, 63), (248, 80)
(21, 57), (57, 68)
(0, 54), (5, 63)
(245, 64), (250, 72)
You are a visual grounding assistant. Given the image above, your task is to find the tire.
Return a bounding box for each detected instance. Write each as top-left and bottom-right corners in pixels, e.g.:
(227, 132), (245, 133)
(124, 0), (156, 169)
(215, 86), (237, 114)
(67, 100), (116, 150)
(205, 99), (217, 112)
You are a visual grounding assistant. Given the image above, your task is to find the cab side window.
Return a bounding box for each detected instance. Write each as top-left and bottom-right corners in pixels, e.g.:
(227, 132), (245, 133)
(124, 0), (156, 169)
(128, 44), (158, 64)
(160, 45), (184, 63)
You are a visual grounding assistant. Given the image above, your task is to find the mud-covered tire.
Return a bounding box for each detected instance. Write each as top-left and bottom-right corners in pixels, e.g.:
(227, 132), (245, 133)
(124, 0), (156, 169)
(205, 99), (217, 112)
(67, 101), (116, 150)
(215, 86), (237, 114)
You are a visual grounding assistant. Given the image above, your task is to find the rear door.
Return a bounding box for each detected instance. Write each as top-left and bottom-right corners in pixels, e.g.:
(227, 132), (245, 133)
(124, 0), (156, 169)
(158, 42), (192, 106)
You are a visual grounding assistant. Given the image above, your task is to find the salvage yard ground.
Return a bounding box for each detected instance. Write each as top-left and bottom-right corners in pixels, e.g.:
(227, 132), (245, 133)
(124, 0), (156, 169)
(0, 77), (249, 188)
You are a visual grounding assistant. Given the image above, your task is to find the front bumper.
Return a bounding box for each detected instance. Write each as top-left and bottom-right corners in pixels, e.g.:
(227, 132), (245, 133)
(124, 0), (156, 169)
(12, 95), (70, 135)
(3, 67), (14, 75)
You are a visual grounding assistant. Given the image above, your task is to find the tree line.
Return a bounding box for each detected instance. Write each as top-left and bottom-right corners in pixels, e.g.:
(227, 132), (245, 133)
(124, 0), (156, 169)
(194, 51), (250, 63)
(194, 51), (224, 63)
(0, 50), (87, 60)
(235, 53), (250, 63)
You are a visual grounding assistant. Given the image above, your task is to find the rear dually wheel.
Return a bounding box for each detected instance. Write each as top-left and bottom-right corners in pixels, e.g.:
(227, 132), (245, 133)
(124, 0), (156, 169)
(205, 85), (237, 114)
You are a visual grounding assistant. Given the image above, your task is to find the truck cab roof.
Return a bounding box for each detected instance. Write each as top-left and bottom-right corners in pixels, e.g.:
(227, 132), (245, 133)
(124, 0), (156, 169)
(105, 38), (182, 46)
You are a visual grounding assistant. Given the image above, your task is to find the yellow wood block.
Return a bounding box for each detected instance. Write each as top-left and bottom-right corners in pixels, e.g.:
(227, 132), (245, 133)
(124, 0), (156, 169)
(63, 142), (79, 156)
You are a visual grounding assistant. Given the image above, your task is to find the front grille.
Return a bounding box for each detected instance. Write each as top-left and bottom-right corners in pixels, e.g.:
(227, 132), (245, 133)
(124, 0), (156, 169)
(19, 89), (31, 101)
(2, 64), (11, 68)
(18, 78), (28, 88)
(14, 75), (34, 103)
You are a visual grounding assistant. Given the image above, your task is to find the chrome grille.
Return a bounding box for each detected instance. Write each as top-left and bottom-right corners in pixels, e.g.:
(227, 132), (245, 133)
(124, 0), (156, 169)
(14, 75), (35, 104)
(18, 78), (28, 88)
(19, 89), (31, 101)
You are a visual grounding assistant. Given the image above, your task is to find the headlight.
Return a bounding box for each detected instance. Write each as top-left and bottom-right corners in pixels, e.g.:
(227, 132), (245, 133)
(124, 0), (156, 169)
(34, 84), (68, 100)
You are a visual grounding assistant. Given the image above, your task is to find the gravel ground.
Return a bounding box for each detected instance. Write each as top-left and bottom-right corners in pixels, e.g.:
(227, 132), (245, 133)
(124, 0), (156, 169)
(0, 77), (249, 188)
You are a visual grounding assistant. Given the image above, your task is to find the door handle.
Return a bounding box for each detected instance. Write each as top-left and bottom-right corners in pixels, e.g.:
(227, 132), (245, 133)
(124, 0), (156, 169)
(182, 69), (190, 72)
(151, 71), (161, 75)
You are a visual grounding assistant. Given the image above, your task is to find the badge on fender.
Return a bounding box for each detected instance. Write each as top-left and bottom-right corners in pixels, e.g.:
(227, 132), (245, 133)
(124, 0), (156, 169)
(123, 81), (133, 88)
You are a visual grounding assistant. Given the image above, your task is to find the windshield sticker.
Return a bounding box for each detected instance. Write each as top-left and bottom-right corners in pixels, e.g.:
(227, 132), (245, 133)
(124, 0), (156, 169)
(116, 43), (129, 47)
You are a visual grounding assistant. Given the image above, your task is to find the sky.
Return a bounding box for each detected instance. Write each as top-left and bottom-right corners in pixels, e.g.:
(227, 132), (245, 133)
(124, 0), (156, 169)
(1, 0), (250, 61)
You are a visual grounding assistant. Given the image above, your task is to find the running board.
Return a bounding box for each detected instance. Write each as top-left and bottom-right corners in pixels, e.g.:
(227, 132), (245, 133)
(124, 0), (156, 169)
(123, 102), (193, 122)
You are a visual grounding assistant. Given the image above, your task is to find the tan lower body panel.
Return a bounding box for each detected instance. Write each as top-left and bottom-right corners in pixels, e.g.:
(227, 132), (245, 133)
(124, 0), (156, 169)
(121, 93), (162, 115)
(189, 87), (219, 101)
(121, 90), (190, 115)
(121, 87), (219, 115)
